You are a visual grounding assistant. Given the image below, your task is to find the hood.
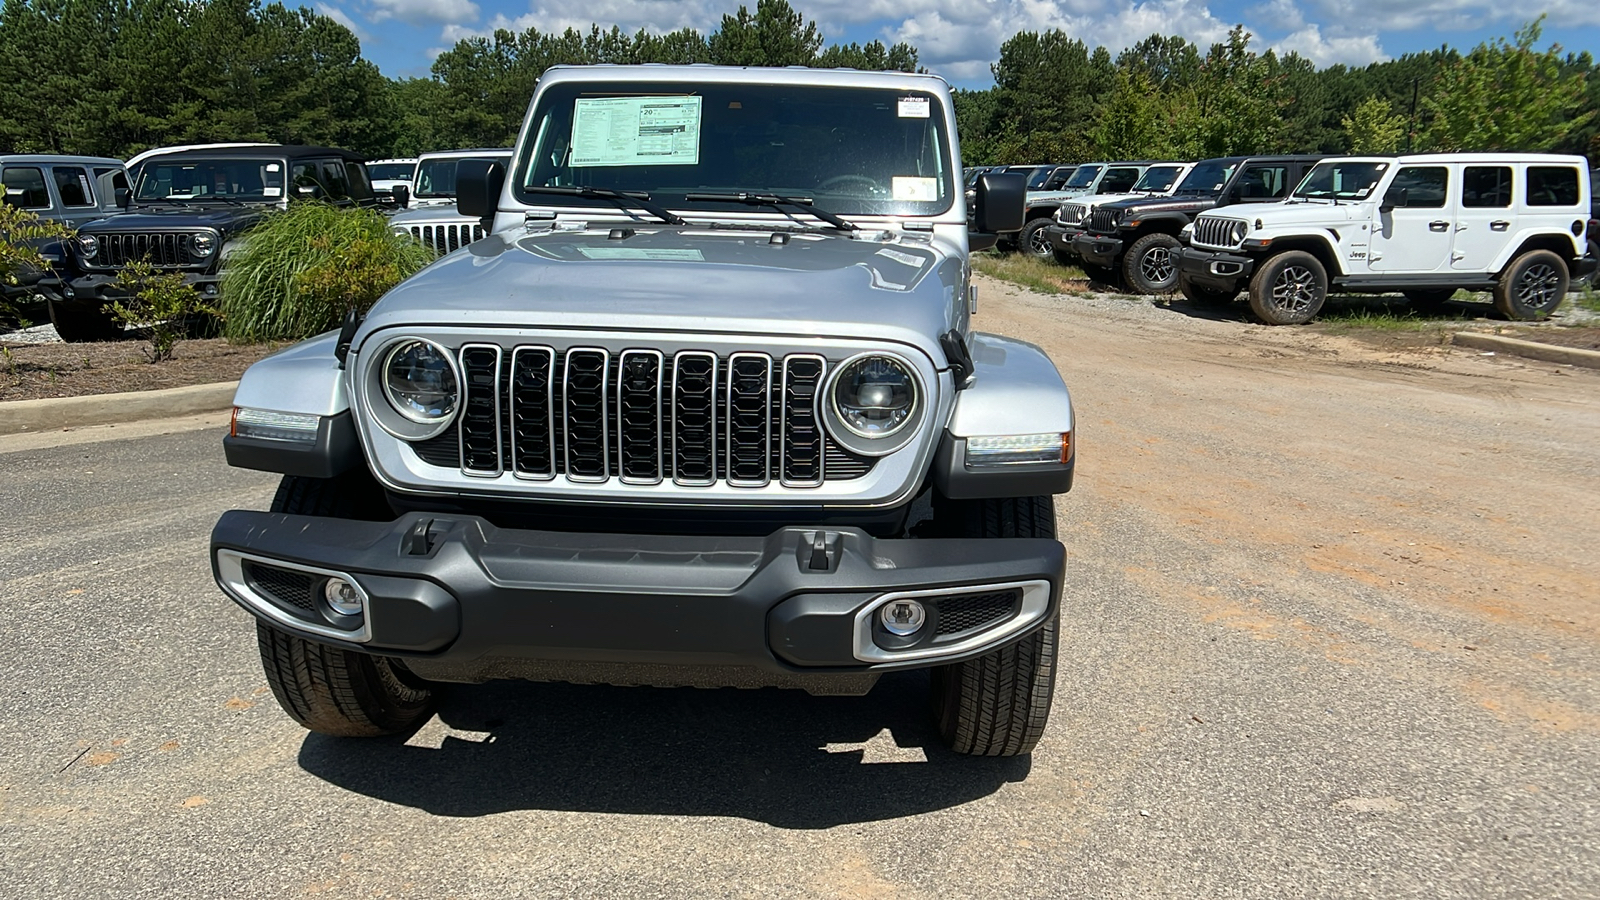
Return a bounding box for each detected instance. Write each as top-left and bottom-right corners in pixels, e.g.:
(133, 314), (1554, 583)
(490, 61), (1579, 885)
(390, 206), (474, 226)
(357, 227), (965, 362)
(1101, 193), (1217, 216)
(1202, 199), (1368, 227)
(1027, 187), (1097, 203)
(79, 204), (267, 235)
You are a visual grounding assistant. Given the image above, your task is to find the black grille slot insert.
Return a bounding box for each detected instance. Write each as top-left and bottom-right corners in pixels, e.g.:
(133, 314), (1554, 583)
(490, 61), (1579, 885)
(243, 561), (317, 614)
(563, 349), (609, 481)
(934, 590), (1022, 636)
(509, 347), (555, 478)
(459, 345), (503, 475)
(725, 353), (772, 486)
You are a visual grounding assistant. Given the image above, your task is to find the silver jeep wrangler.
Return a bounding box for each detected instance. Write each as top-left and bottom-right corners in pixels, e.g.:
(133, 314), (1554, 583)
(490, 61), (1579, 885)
(210, 65), (1074, 757)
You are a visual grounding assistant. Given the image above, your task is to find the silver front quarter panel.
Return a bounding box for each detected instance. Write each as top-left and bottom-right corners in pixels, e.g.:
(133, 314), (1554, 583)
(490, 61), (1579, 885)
(232, 330), (349, 417)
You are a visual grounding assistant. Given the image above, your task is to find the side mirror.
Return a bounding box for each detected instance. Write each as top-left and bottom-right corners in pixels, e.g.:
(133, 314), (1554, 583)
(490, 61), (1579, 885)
(456, 159), (506, 220)
(114, 187), (130, 208)
(971, 172), (1025, 236)
(391, 184), (410, 209)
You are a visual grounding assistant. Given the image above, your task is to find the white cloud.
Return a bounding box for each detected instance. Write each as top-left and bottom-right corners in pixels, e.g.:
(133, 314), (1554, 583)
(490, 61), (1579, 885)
(1274, 23), (1386, 66)
(1305, 0), (1600, 32)
(318, 4), (372, 41)
(369, 0), (481, 26)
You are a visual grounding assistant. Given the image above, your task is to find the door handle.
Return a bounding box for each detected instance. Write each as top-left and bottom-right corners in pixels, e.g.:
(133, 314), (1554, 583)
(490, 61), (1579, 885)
(1490, 220), (1509, 231)
(1429, 221), (1449, 232)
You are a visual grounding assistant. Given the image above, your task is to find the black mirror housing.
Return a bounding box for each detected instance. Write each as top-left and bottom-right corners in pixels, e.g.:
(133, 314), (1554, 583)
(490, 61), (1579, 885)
(457, 159), (506, 220)
(391, 184), (410, 209)
(114, 187), (131, 208)
(971, 172), (1025, 235)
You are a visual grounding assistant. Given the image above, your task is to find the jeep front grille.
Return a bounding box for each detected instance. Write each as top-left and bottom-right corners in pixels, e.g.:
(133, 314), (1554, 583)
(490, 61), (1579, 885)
(411, 346), (873, 487)
(1060, 203), (1086, 225)
(1192, 216), (1237, 248)
(408, 222), (485, 254)
(90, 232), (199, 269)
(1087, 209), (1117, 234)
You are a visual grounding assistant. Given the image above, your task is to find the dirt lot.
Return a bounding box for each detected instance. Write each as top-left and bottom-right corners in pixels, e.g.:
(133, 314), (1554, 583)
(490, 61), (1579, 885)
(0, 336), (276, 402)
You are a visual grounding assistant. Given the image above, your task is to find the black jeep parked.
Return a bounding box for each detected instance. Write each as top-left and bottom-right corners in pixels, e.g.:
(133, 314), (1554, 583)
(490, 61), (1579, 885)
(1065, 155), (1324, 294)
(55, 145), (377, 342)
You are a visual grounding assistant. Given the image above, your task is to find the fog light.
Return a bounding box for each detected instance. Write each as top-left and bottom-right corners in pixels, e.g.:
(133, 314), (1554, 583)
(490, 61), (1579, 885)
(202, 284), (218, 296)
(879, 599), (926, 635)
(323, 578), (364, 617)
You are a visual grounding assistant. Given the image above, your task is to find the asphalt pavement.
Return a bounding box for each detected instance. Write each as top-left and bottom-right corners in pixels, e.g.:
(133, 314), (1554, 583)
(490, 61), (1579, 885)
(2, 293), (1598, 898)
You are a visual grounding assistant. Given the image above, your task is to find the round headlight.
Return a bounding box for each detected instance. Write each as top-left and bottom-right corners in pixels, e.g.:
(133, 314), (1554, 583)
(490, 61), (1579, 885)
(1230, 221), (1248, 244)
(190, 233), (215, 257)
(383, 339), (458, 424)
(830, 355), (917, 439)
(77, 234), (98, 259)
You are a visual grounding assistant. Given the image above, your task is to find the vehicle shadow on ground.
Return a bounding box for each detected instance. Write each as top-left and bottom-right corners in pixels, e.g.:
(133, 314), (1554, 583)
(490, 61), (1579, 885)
(296, 671), (1030, 828)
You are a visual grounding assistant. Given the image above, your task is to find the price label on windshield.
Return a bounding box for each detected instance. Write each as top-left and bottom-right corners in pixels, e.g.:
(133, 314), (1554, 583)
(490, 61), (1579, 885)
(571, 97), (703, 167)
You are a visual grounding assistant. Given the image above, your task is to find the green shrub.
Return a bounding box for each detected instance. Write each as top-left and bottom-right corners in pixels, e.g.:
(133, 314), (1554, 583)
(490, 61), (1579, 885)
(111, 260), (221, 362)
(2, 203), (73, 326)
(220, 203), (433, 343)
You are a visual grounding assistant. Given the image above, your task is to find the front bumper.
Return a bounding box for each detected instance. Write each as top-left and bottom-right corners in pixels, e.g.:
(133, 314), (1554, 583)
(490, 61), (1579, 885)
(69, 271), (220, 302)
(211, 511), (1064, 691)
(1044, 224), (1082, 256)
(1173, 246), (1256, 291)
(1573, 253), (1598, 287)
(1072, 233), (1123, 267)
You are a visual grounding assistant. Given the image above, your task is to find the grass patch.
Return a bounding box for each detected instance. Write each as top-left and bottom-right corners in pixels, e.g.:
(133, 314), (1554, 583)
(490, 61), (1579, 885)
(972, 251), (1090, 296)
(220, 203), (434, 343)
(1573, 285), (1600, 314)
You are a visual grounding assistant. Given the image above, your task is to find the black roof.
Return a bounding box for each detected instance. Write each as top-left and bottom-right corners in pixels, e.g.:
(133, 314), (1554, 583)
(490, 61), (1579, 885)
(141, 145), (366, 163)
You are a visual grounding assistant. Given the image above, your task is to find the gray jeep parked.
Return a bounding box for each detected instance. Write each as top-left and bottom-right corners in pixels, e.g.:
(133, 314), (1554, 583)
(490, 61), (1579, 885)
(210, 65), (1076, 756)
(1, 154), (127, 323)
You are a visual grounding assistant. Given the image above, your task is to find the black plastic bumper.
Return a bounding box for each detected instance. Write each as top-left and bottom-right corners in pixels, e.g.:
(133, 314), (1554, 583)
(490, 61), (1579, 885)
(1072, 233), (1123, 267)
(1173, 246), (1256, 291)
(1574, 254), (1598, 286)
(1044, 225), (1081, 255)
(211, 511), (1065, 687)
(69, 271), (220, 302)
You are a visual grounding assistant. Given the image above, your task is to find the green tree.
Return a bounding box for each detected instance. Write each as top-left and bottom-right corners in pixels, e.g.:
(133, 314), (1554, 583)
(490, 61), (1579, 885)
(1090, 69), (1175, 159)
(1424, 17), (1593, 151)
(1341, 96), (1406, 153)
(707, 0), (822, 67)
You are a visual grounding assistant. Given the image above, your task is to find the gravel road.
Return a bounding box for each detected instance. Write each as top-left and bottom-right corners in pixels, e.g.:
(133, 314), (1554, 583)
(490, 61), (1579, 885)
(2, 276), (1597, 899)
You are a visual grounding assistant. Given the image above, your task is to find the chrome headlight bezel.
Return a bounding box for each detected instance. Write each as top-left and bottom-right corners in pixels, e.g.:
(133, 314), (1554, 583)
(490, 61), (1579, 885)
(1229, 220), (1249, 245)
(190, 232), (216, 257)
(76, 234), (99, 259)
(822, 352), (925, 457)
(361, 336), (461, 441)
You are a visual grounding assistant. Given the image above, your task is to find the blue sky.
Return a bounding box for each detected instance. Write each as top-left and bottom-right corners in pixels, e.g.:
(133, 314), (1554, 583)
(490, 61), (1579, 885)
(318, 0), (1600, 88)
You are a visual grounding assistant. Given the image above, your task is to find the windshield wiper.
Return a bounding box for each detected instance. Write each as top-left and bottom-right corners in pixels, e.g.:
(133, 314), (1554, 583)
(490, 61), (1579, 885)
(145, 197), (192, 207)
(523, 185), (685, 225)
(684, 192), (857, 232)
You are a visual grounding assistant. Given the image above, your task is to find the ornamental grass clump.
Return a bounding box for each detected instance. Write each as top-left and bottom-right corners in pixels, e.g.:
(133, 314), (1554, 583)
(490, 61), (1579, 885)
(220, 203), (433, 343)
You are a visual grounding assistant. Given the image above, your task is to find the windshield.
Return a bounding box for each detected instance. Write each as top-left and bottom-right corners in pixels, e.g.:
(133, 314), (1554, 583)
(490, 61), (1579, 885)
(1024, 167), (1054, 190)
(368, 163), (415, 182)
(1294, 161), (1390, 200)
(134, 157), (284, 202)
(1133, 165), (1185, 193)
(1064, 165), (1102, 189)
(1175, 160), (1236, 195)
(515, 81), (953, 217)
(416, 156), (509, 198)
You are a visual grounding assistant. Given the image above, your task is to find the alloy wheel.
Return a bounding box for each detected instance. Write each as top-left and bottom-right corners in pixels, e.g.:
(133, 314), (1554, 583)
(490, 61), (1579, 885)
(1517, 263), (1560, 309)
(1270, 265), (1319, 315)
(1140, 247), (1175, 287)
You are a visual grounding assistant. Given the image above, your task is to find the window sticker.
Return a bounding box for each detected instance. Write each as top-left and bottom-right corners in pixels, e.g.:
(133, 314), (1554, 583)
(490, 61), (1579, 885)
(891, 176), (938, 202)
(898, 97), (930, 118)
(266, 164), (281, 172)
(263, 187), (281, 197)
(571, 96), (703, 167)
(577, 247), (705, 261)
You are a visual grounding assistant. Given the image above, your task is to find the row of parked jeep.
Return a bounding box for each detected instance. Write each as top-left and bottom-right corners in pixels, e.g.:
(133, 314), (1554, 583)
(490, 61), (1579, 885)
(0, 144), (512, 340)
(969, 155), (1599, 323)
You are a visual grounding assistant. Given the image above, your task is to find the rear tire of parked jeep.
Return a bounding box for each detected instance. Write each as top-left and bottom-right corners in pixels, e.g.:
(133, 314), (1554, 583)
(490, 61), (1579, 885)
(930, 496), (1059, 757)
(1178, 274), (1237, 306)
(1493, 249), (1569, 320)
(46, 297), (123, 342)
(1122, 233), (1182, 294)
(1248, 250), (1328, 325)
(1020, 218), (1056, 259)
(256, 472), (433, 738)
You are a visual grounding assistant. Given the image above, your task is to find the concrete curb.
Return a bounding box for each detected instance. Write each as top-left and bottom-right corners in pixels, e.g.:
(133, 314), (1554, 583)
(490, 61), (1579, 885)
(0, 381), (238, 436)
(1452, 332), (1600, 369)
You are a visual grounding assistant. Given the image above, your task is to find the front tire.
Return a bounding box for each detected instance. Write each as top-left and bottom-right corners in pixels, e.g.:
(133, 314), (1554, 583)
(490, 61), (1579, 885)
(1123, 233), (1182, 294)
(1248, 250), (1328, 325)
(1020, 218), (1056, 259)
(256, 472), (434, 737)
(1493, 249), (1568, 320)
(930, 496), (1059, 756)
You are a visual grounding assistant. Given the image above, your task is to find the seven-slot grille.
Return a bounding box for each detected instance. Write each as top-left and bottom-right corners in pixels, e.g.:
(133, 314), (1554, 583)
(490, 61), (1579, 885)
(414, 346), (872, 488)
(1192, 216), (1238, 248)
(1087, 209), (1118, 234)
(87, 232), (200, 269)
(408, 222), (485, 254)
(1059, 203), (1087, 225)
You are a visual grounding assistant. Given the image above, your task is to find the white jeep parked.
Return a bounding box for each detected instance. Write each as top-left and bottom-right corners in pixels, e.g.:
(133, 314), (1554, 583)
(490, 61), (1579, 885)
(1175, 153), (1595, 324)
